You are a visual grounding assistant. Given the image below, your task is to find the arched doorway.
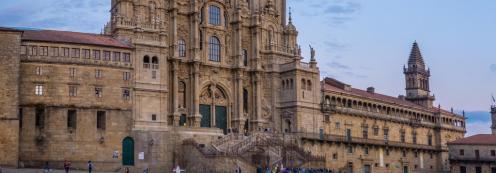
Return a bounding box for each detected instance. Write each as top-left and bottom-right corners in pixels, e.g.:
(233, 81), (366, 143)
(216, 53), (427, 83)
(199, 85), (229, 134)
(122, 137), (134, 166)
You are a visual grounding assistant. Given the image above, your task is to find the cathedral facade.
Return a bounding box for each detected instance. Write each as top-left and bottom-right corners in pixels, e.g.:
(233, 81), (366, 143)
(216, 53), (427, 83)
(0, 0), (465, 173)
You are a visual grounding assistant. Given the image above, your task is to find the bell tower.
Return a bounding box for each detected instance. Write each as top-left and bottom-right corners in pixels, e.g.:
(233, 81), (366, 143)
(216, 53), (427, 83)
(404, 42), (435, 108)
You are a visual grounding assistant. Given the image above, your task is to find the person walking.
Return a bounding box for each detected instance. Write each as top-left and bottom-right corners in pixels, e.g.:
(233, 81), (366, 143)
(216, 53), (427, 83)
(265, 167), (271, 173)
(143, 168), (149, 173)
(124, 167), (130, 173)
(87, 161), (93, 173)
(64, 160), (71, 173)
(43, 162), (50, 173)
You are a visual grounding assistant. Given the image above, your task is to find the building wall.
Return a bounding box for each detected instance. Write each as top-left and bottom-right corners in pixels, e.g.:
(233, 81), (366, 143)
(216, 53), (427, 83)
(0, 29), (22, 167)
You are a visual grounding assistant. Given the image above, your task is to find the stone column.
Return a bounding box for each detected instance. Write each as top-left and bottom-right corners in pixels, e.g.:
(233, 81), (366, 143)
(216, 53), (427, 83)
(190, 62), (202, 127)
(171, 60), (180, 126)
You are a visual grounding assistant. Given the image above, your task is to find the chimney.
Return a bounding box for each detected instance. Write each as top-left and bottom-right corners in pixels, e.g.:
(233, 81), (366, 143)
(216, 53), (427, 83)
(367, 87), (375, 94)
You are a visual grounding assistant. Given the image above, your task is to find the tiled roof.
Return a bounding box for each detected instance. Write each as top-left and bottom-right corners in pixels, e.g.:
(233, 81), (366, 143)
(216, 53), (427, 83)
(448, 134), (496, 145)
(322, 77), (460, 116)
(20, 29), (132, 49)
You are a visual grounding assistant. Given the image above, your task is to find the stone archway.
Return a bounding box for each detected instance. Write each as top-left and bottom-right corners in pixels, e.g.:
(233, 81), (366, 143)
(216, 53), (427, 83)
(199, 85), (229, 134)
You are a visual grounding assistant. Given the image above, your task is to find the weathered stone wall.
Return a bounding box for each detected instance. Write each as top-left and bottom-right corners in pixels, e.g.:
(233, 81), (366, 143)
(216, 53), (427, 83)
(0, 29), (22, 167)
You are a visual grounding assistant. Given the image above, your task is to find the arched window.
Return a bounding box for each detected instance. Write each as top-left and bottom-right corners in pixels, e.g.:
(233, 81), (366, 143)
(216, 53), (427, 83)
(209, 5), (221, 26)
(152, 56), (159, 69)
(178, 39), (186, 57)
(307, 80), (312, 91)
(209, 36), (221, 62)
(243, 89), (248, 113)
(242, 49), (248, 66)
(178, 81), (186, 108)
(143, 56), (150, 68)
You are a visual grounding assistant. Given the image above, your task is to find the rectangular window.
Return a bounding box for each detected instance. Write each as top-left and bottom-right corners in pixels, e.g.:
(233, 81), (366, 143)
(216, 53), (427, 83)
(460, 149), (464, 156)
(123, 53), (131, 63)
(345, 129), (352, 141)
(63, 48), (70, 57)
(35, 85), (44, 96)
(36, 66), (42, 75)
(152, 70), (157, 79)
(383, 129), (389, 141)
(413, 132), (417, 144)
(428, 135), (433, 146)
(152, 114), (157, 121)
(97, 111), (106, 130)
(491, 150), (495, 156)
(71, 48), (80, 58)
(69, 85), (78, 97)
(123, 72), (131, 81)
(82, 49), (91, 59)
(95, 87), (103, 98)
(414, 151), (418, 158)
(67, 110), (77, 129)
(362, 126), (368, 139)
(209, 5), (221, 26)
(51, 47), (59, 57)
(122, 88), (130, 100)
(373, 127), (379, 136)
(93, 50), (101, 60)
(29, 46), (37, 56)
(475, 150), (480, 159)
(332, 153), (338, 160)
(476, 167), (481, 173)
(35, 107), (45, 129)
(386, 149), (390, 156)
(402, 150), (407, 157)
(103, 51), (111, 61)
(400, 131), (406, 143)
(21, 45), (27, 55)
(69, 68), (77, 78)
(364, 147), (369, 155)
(40, 46), (48, 56)
(347, 146), (353, 154)
(113, 52), (121, 62)
(95, 69), (103, 79)
(460, 166), (466, 173)
(335, 122), (340, 129)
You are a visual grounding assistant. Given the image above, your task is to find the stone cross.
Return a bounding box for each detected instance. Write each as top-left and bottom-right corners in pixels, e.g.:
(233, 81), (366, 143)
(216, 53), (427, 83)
(173, 166), (185, 173)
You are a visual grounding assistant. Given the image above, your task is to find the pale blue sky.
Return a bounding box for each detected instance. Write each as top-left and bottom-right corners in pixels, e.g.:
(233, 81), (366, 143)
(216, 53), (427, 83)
(0, 0), (494, 135)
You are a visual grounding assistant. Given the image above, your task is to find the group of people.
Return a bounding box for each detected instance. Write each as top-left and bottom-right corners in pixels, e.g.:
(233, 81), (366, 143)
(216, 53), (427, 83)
(258, 166), (334, 173)
(42, 160), (91, 173)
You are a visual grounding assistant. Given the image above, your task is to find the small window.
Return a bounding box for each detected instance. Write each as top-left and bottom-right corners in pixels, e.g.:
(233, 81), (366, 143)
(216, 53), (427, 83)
(152, 56), (159, 69)
(35, 85), (44, 96)
(402, 150), (407, 157)
(364, 147), (369, 155)
(428, 134), (433, 146)
(335, 122), (340, 129)
(143, 56), (150, 68)
(51, 47), (59, 57)
(69, 85), (78, 97)
(242, 49), (248, 66)
(178, 39), (186, 57)
(71, 48), (80, 58)
(20, 45), (27, 55)
(373, 126), (379, 136)
(123, 72), (131, 81)
(40, 46), (48, 56)
(95, 69), (103, 79)
(209, 5), (221, 26)
(93, 50), (101, 60)
(35, 66), (42, 75)
(152, 114), (157, 121)
(122, 89), (131, 100)
(208, 36), (221, 62)
(103, 51), (111, 61)
(385, 148), (390, 156)
(35, 107), (45, 128)
(123, 53), (131, 62)
(491, 150), (495, 156)
(383, 128), (389, 141)
(460, 149), (464, 156)
(69, 68), (77, 78)
(29, 46), (37, 56)
(332, 153), (338, 160)
(67, 110), (77, 129)
(97, 111), (106, 130)
(152, 71), (157, 79)
(82, 49), (91, 59)
(347, 146), (353, 154)
(113, 52), (121, 62)
(63, 48), (70, 57)
(95, 87), (103, 98)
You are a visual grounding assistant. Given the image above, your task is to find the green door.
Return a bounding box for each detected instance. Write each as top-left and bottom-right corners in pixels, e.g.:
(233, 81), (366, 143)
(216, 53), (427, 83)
(215, 106), (227, 134)
(122, 137), (134, 166)
(200, 104), (211, 127)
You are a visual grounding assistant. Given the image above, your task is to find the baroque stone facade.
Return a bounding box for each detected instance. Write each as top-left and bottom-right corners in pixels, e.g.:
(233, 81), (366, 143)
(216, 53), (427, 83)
(0, 0), (466, 173)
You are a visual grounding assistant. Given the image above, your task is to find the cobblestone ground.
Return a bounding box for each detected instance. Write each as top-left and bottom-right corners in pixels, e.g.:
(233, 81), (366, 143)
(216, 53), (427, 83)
(0, 168), (116, 173)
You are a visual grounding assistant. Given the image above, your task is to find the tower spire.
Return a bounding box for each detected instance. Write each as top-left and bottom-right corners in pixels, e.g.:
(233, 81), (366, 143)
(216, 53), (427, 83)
(288, 7), (293, 24)
(404, 41), (435, 108)
(408, 41), (426, 69)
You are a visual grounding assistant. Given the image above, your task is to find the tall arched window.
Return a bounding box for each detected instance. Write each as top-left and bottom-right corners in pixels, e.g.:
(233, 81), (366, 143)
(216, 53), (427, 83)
(243, 89), (248, 113)
(143, 56), (150, 68)
(179, 81), (186, 108)
(301, 79), (306, 90)
(178, 39), (186, 57)
(242, 49), (248, 66)
(152, 56), (159, 69)
(307, 80), (312, 91)
(209, 5), (221, 26)
(209, 36), (221, 62)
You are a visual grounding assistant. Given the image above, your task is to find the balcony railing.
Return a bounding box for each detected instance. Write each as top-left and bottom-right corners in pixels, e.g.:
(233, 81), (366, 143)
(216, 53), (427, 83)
(264, 44), (296, 55)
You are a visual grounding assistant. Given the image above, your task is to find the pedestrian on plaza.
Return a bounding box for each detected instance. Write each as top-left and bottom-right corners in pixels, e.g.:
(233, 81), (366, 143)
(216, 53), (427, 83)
(43, 162), (50, 173)
(87, 160), (93, 173)
(64, 160), (71, 173)
(125, 167), (130, 173)
(143, 168), (149, 173)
